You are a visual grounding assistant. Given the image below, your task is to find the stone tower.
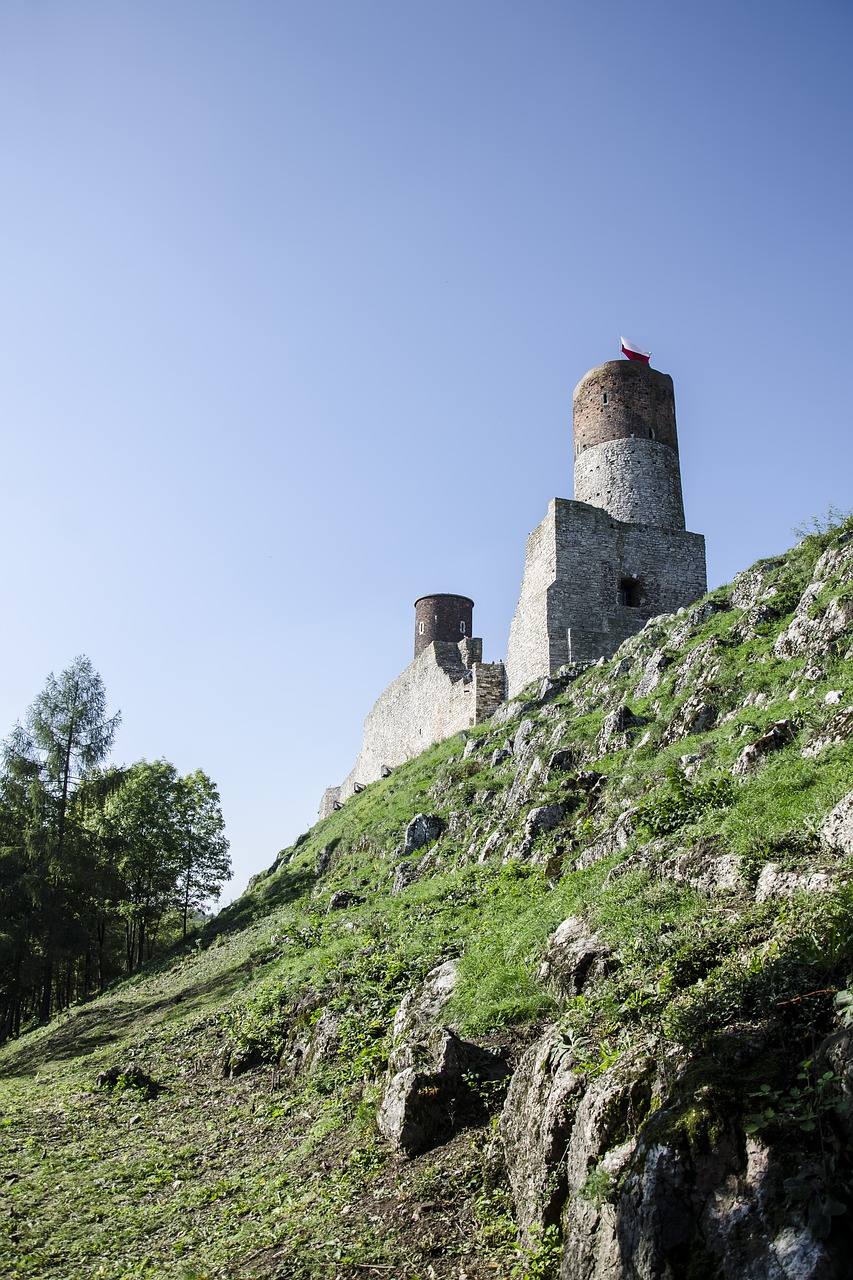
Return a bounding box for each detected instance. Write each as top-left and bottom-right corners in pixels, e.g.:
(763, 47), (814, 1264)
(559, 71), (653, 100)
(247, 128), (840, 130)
(504, 357), (707, 697)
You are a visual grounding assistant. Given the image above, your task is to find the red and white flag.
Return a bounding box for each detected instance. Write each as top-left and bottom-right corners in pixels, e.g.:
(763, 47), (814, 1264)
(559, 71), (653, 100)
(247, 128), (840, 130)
(620, 336), (651, 363)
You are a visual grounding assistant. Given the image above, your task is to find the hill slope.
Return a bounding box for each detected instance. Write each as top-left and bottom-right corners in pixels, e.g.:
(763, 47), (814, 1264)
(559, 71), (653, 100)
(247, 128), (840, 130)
(2, 519), (853, 1280)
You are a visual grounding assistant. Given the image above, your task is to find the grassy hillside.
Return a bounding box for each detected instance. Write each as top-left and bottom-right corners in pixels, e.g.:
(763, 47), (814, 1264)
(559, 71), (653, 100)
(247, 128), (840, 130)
(2, 517), (852, 1280)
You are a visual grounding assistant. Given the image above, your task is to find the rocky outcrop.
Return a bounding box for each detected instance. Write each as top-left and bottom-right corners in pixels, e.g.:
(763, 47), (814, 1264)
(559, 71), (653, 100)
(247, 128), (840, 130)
(821, 792), (853, 856)
(732, 720), (797, 775)
(376, 961), (508, 1155)
(403, 813), (443, 854)
(500, 1026), (586, 1240)
(538, 917), (615, 998)
(499, 1029), (843, 1279)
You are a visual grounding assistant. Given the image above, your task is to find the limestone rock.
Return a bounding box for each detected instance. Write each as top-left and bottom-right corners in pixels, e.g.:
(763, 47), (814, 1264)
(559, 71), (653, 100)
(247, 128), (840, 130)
(820, 792), (853, 856)
(663, 692), (717, 744)
(315, 843), (336, 877)
(672, 636), (723, 696)
(403, 813), (443, 854)
(548, 746), (580, 776)
(376, 961), (508, 1156)
(288, 1008), (342, 1076)
(391, 860), (418, 895)
(524, 803), (566, 844)
(802, 707), (853, 757)
(754, 863), (834, 903)
(773, 542), (853, 660)
(597, 706), (644, 755)
(499, 1025), (585, 1240)
(634, 649), (670, 698)
(513, 717), (539, 757)
(538, 917), (615, 997)
(732, 720), (797, 775)
(732, 560), (784, 611)
(327, 889), (364, 913)
(574, 809), (636, 871)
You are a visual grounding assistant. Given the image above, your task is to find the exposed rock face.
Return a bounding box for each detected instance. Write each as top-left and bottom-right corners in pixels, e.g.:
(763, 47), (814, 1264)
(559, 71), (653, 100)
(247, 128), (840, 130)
(821, 792), (853, 856)
(731, 559), (785, 609)
(287, 1008), (342, 1076)
(634, 649), (670, 699)
(524, 803), (566, 846)
(802, 707), (853, 757)
(773, 540), (853, 660)
(732, 720), (797, 775)
(500, 1026), (585, 1240)
(500, 1026), (843, 1279)
(538, 917), (614, 998)
(754, 863), (834, 903)
(376, 961), (508, 1156)
(403, 813), (443, 854)
(598, 707), (645, 754)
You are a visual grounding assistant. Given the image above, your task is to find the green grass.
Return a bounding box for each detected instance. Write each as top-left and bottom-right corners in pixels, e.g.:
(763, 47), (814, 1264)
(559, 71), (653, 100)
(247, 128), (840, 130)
(2, 519), (852, 1277)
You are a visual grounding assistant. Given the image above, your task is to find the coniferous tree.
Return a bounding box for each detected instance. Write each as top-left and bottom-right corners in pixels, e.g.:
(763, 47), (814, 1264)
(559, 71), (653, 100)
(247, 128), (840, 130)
(1, 656), (120, 1022)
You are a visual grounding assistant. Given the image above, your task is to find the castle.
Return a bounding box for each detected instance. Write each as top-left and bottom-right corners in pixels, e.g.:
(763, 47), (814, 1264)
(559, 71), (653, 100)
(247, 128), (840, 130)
(319, 355), (707, 817)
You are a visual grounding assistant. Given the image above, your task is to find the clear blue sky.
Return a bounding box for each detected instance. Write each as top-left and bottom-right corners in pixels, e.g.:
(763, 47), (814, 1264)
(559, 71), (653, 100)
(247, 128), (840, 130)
(1, 0), (850, 902)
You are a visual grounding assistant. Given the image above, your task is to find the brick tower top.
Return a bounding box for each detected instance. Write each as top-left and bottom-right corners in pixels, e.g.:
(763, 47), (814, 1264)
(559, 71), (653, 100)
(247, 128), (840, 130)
(572, 359), (686, 529)
(413, 594), (474, 659)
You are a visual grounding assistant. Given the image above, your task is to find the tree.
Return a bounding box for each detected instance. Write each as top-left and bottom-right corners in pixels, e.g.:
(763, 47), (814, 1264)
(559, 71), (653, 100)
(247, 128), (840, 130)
(174, 770), (230, 938)
(1, 656), (120, 1022)
(98, 761), (231, 968)
(100, 760), (182, 971)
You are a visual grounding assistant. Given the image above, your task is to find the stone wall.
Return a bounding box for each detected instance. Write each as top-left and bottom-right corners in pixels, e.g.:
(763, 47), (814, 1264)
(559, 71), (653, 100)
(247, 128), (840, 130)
(322, 640), (506, 812)
(505, 498), (707, 698)
(574, 437), (686, 529)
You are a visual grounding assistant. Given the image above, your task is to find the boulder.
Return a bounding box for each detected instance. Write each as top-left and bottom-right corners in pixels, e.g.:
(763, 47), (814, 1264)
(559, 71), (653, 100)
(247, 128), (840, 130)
(538, 917), (615, 997)
(327, 889), (364, 913)
(403, 813), (443, 854)
(524, 803), (566, 844)
(732, 720), (797, 775)
(820, 792), (853, 856)
(376, 961), (508, 1156)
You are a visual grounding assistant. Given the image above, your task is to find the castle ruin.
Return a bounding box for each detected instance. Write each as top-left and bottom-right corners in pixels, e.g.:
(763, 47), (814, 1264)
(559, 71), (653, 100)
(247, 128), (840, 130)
(319, 356), (707, 816)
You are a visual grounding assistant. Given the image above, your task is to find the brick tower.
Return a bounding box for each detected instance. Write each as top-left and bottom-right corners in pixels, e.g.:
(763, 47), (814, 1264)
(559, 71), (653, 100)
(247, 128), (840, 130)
(414, 594), (474, 659)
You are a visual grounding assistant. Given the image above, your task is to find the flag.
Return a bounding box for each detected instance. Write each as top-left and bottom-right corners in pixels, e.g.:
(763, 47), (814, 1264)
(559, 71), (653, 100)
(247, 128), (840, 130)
(620, 336), (651, 363)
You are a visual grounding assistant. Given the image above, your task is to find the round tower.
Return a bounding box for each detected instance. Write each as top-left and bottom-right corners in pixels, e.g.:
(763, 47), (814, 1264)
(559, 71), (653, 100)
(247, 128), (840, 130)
(573, 359), (685, 529)
(413, 594), (474, 659)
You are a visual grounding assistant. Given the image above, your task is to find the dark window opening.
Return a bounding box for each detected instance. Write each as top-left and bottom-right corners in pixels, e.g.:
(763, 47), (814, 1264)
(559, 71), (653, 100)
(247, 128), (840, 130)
(601, 391), (609, 406)
(619, 577), (641, 607)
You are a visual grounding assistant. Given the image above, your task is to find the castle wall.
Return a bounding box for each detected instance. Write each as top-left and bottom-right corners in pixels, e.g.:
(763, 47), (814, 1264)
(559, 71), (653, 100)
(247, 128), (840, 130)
(505, 498), (706, 697)
(327, 640), (505, 810)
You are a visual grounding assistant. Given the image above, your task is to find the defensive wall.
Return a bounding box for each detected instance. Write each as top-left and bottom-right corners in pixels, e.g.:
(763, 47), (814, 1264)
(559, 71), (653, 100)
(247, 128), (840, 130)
(318, 637), (505, 818)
